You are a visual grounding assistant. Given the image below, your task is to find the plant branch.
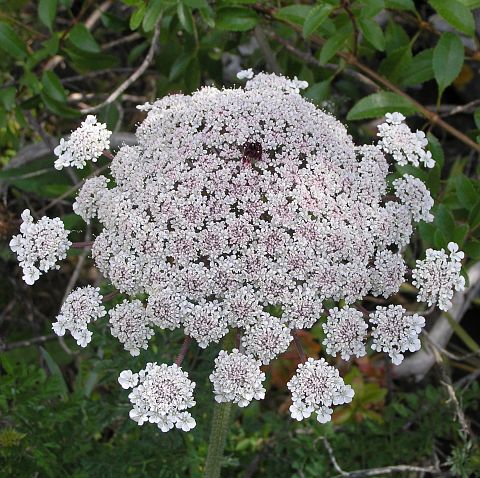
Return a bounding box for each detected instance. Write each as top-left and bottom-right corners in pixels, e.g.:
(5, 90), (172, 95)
(253, 5), (480, 153)
(292, 330), (306, 363)
(80, 21), (161, 114)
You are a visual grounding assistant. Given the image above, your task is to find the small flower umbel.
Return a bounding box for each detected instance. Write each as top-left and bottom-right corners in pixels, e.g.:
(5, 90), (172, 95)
(412, 242), (465, 311)
(9, 210), (71, 285)
(53, 115), (111, 170)
(119, 363), (196, 432)
(288, 358), (354, 424)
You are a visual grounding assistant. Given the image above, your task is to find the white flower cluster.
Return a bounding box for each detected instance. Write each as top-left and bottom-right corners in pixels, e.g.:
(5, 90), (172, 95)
(412, 242), (465, 311)
(53, 115), (111, 170)
(9, 209), (71, 285)
(10, 72), (463, 433)
(241, 315), (292, 364)
(118, 363), (196, 432)
(71, 73), (438, 357)
(52, 286), (106, 347)
(287, 358), (354, 423)
(109, 300), (154, 356)
(322, 307), (368, 360)
(393, 174), (434, 223)
(73, 176), (110, 223)
(210, 349), (266, 407)
(378, 112), (435, 168)
(369, 305), (425, 365)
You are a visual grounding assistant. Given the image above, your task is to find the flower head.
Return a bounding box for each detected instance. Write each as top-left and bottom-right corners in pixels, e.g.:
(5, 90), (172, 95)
(124, 362), (196, 432)
(54, 115), (111, 170)
(210, 349), (266, 407)
(322, 307), (368, 360)
(412, 243), (465, 311)
(9, 209), (71, 285)
(52, 286), (106, 347)
(287, 358), (354, 423)
(369, 305), (425, 365)
(109, 300), (153, 356)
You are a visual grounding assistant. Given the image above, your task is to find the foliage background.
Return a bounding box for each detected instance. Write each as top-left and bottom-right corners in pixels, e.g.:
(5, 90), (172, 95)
(0, 0), (479, 476)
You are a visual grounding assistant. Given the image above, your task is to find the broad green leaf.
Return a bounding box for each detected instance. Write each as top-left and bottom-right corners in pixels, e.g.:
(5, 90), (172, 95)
(427, 132), (444, 169)
(40, 92), (81, 119)
(129, 3), (146, 30)
(379, 46), (412, 82)
(347, 92), (417, 120)
(304, 80), (331, 104)
(68, 24), (100, 53)
(435, 204), (455, 239)
(429, 0), (475, 36)
(398, 48), (434, 87)
(455, 174), (478, 209)
(169, 51), (194, 80)
(39, 347), (68, 399)
(468, 199), (480, 229)
(42, 71), (67, 102)
(177, 3), (194, 34)
(318, 25), (351, 64)
(183, 0), (209, 7)
(359, 0), (385, 18)
(465, 239), (480, 259)
(433, 32), (464, 95)
(385, 21), (410, 54)
(38, 0), (58, 31)
(457, 0), (480, 7)
(143, 0), (163, 32)
(302, 4), (332, 38)
(216, 7), (259, 31)
(0, 87), (16, 111)
(0, 22), (28, 59)
(274, 5), (312, 25)
(358, 18), (385, 51)
(385, 0), (416, 10)
(453, 224), (469, 246)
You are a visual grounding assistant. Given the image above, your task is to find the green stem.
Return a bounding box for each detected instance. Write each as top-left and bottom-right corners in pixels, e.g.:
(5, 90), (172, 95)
(204, 401), (233, 478)
(204, 331), (236, 478)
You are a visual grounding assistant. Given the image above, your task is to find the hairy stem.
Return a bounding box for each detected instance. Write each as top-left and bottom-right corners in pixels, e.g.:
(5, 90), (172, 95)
(175, 336), (192, 366)
(71, 241), (94, 248)
(204, 331), (236, 478)
(204, 401), (233, 478)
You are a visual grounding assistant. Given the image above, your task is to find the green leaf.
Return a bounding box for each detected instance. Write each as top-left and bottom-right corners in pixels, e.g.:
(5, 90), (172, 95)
(433, 32), (464, 95)
(143, 0), (163, 32)
(274, 5), (312, 25)
(216, 7), (259, 31)
(468, 199), (480, 229)
(0, 22), (28, 60)
(38, 0), (58, 31)
(358, 18), (385, 51)
(455, 174), (478, 209)
(427, 132), (444, 169)
(40, 92), (81, 119)
(304, 80), (331, 104)
(318, 25), (351, 64)
(398, 48), (434, 87)
(429, 0), (475, 36)
(347, 92), (418, 120)
(385, 21), (410, 54)
(177, 3), (194, 34)
(453, 224), (469, 246)
(474, 108), (480, 129)
(68, 24), (100, 53)
(129, 3), (146, 30)
(385, 0), (416, 10)
(379, 46), (412, 83)
(465, 239), (480, 259)
(302, 4), (332, 38)
(435, 204), (456, 239)
(169, 51), (194, 81)
(39, 347), (68, 399)
(42, 71), (67, 103)
(0, 87), (16, 111)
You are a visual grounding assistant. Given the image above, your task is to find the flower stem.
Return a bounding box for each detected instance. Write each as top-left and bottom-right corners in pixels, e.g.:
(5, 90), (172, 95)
(204, 331), (236, 478)
(71, 241), (94, 249)
(204, 401), (233, 478)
